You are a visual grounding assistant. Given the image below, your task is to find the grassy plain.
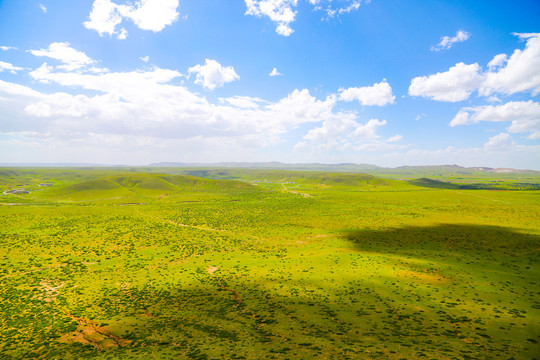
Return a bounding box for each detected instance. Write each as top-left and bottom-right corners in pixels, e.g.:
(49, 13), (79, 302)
(0, 168), (539, 359)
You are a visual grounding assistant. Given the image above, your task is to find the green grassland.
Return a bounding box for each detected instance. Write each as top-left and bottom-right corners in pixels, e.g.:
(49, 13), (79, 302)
(0, 168), (539, 359)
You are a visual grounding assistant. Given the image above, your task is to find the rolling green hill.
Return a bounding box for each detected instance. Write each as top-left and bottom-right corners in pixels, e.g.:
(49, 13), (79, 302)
(1, 172), (261, 201)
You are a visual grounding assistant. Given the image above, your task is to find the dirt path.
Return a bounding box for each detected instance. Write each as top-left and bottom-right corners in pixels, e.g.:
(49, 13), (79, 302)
(207, 266), (243, 305)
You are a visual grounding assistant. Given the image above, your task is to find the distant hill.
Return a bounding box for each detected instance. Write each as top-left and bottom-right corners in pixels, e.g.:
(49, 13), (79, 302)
(148, 162), (538, 175)
(2, 163), (539, 185)
(177, 168), (388, 186)
(148, 162), (383, 172)
(0, 163), (129, 167)
(1, 172), (260, 201)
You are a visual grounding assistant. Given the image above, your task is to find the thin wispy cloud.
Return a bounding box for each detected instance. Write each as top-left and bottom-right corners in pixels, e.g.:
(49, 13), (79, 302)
(431, 30), (470, 51)
(245, 0), (368, 36)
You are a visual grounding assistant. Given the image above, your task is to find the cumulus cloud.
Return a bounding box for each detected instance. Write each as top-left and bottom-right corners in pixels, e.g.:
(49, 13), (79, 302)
(267, 89), (336, 124)
(0, 61), (24, 74)
(1, 43), (404, 162)
(431, 30), (470, 51)
(83, 0), (129, 36)
(480, 33), (540, 96)
(409, 62), (482, 102)
(117, 28), (128, 39)
(484, 133), (514, 150)
(128, 0), (180, 31)
(140, 56), (150, 62)
(0, 46), (16, 51)
(339, 80), (395, 106)
(411, 33), (540, 102)
(188, 59), (239, 90)
(0, 51), (361, 159)
(39, 4), (47, 13)
(84, 0), (180, 38)
(0, 79), (44, 98)
(269, 67), (282, 76)
(245, 0), (297, 36)
(296, 116), (402, 154)
(353, 119), (387, 140)
(245, 0), (367, 36)
(450, 101), (540, 137)
(487, 54), (507, 71)
(28, 42), (96, 71)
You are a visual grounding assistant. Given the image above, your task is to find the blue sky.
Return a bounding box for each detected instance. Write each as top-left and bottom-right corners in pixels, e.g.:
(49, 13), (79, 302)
(0, 0), (539, 168)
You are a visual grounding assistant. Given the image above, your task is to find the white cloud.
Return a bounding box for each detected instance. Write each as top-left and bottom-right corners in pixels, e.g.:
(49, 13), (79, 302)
(29, 42), (96, 71)
(311, 0), (365, 19)
(127, 0), (179, 32)
(339, 80), (395, 106)
(117, 27), (128, 39)
(302, 116), (358, 142)
(480, 33), (540, 96)
(0, 46), (16, 51)
(39, 4), (47, 13)
(269, 67), (282, 76)
(245, 0), (297, 36)
(353, 118), (387, 140)
(267, 89), (336, 125)
(431, 30), (470, 51)
(2, 60), (538, 167)
(1, 58), (357, 158)
(450, 101), (540, 136)
(484, 133), (514, 150)
(412, 33), (540, 102)
(188, 59), (239, 90)
(0, 61), (23, 74)
(221, 96), (266, 109)
(487, 54), (507, 71)
(245, 0), (366, 36)
(297, 116), (402, 154)
(84, 0), (180, 38)
(486, 96), (502, 103)
(336, 1), (361, 14)
(140, 56), (150, 62)
(409, 62), (482, 102)
(387, 135), (403, 142)
(83, 0), (130, 37)
(0, 80), (44, 98)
